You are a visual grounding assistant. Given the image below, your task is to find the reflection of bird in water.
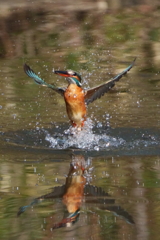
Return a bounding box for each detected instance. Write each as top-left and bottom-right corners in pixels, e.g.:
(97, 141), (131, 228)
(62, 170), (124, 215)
(17, 155), (134, 230)
(24, 58), (136, 130)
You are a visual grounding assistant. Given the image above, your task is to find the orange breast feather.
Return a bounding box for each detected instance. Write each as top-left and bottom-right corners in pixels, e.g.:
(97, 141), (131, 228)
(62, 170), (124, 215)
(64, 84), (86, 127)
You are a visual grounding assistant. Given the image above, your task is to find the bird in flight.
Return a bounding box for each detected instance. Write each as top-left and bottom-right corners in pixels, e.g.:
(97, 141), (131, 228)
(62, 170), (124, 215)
(24, 58), (136, 130)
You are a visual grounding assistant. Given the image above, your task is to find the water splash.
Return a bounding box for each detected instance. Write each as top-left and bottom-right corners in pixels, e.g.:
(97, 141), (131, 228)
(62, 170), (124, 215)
(1, 118), (160, 154)
(45, 119), (125, 150)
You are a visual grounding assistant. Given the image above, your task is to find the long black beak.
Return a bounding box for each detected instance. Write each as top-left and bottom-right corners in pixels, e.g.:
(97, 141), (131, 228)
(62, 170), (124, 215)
(54, 70), (70, 77)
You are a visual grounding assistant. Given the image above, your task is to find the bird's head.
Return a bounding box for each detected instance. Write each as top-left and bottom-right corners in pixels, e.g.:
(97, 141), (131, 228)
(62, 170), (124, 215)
(54, 70), (82, 87)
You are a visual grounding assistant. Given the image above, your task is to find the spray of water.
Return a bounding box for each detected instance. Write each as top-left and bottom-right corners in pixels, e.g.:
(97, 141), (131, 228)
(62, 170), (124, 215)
(45, 118), (125, 150)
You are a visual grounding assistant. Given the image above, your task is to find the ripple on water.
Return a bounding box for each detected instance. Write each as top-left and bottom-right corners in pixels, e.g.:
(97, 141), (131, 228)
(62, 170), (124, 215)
(1, 118), (160, 155)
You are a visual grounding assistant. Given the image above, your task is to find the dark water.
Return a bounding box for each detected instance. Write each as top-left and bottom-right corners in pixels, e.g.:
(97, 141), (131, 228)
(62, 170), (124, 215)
(0, 57), (160, 240)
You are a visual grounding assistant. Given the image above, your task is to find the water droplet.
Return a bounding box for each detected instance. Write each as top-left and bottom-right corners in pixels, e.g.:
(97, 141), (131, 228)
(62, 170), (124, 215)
(94, 146), (99, 151)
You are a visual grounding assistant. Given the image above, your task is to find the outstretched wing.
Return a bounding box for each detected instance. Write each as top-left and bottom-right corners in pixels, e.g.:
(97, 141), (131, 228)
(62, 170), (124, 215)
(84, 185), (134, 224)
(85, 58), (136, 105)
(24, 64), (65, 96)
(17, 185), (65, 216)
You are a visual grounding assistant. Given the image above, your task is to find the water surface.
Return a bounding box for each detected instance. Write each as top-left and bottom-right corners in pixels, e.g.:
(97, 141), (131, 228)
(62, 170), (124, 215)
(0, 57), (160, 240)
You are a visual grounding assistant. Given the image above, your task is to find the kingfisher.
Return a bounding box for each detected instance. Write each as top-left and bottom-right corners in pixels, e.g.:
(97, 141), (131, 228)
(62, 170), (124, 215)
(24, 58), (136, 129)
(17, 154), (134, 228)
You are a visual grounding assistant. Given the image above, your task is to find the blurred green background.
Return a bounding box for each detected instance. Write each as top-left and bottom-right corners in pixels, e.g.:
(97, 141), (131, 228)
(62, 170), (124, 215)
(0, 0), (160, 72)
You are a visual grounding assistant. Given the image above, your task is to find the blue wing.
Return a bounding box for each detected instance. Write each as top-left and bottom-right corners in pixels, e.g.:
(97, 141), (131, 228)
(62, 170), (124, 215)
(24, 64), (65, 95)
